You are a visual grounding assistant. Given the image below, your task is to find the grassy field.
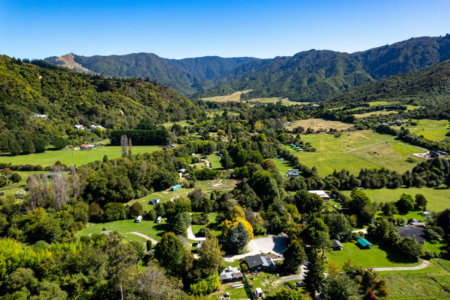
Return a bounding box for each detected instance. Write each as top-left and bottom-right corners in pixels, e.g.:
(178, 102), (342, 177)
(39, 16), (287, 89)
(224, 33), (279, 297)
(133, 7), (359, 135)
(0, 146), (163, 167)
(341, 187), (450, 213)
(0, 171), (49, 199)
(248, 97), (299, 106)
(408, 119), (450, 142)
(286, 118), (354, 132)
(326, 242), (421, 269)
(278, 130), (427, 176)
(200, 90), (253, 102)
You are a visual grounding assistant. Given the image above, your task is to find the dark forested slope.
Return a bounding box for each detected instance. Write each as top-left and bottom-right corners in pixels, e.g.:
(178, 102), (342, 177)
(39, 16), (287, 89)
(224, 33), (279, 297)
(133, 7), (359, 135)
(323, 58), (450, 107)
(0, 56), (201, 153)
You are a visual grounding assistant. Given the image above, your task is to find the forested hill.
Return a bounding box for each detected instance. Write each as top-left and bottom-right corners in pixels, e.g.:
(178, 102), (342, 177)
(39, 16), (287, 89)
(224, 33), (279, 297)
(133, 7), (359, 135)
(0, 55), (201, 152)
(323, 58), (450, 107)
(195, 34), (450, 101)
(45, 53), (257, 96)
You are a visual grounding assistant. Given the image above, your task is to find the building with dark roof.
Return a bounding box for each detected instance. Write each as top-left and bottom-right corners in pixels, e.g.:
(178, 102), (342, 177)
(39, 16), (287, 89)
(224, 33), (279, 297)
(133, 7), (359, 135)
(245, 255), (275, 271)
(398, 226), (426, 244)
(332, 239), (344, 250)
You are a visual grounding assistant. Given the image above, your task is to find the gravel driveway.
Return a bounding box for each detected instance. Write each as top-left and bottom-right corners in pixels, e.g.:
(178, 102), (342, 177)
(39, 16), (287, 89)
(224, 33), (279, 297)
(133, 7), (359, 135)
(223, 235), (288, 262)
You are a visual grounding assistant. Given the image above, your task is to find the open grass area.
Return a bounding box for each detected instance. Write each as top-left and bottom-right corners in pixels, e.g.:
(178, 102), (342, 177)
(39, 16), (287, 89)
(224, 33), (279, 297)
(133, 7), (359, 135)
(0, 146), (163, 167)
(286, 118), (354, 132)
(0, 171), (50, 199)
(341, 187), (450, 213)
(379, 259), (450, 300)
(354, 110), (396, 118)
(200, 90), (253, 102)
(248, 97), (299, 106)
(408, 119), (450, 142)
(326, 242), (421, 269)
(278, 130), (427, 176)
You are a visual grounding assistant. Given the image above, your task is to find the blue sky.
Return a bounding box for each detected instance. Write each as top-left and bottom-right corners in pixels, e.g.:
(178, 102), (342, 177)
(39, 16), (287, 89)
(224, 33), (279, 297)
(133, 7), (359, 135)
(0, 0), (449, 59)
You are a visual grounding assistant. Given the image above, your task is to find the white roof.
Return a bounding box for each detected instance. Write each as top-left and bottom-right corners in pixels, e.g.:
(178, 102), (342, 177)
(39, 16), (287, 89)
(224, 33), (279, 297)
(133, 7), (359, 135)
(308, 190), (328, 197)
(256, 288), (263, 293)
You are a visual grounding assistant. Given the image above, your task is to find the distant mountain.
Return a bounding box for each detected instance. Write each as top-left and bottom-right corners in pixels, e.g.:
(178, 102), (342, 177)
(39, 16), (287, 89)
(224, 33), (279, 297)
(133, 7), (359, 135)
(324, 58), (450, 107)
(44, 34), (450, 101)
(44, 53), (258, 96)
(196, 34), (450, 101)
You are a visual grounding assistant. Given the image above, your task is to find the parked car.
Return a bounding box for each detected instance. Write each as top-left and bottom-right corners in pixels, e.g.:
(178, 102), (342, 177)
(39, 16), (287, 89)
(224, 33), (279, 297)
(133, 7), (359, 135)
(295, 281), (306, 287)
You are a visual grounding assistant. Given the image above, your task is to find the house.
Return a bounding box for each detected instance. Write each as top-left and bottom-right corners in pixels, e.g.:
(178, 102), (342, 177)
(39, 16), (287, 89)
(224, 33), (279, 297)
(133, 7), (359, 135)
(398, 226), (426, 244)
(151, 198), (160, 205)
(332, 239), (344, 251)
(156, 216), (162, 223)
(396, 119), (406, 124)
(33, 113), (48, 119)
(430, 151), (447, 158)
(308, 190), (330, 201)
(245, 255), (275, 272)
(89, 124), (105, 132)
(166, 144), (176, 148)
(386, 121), (395, 126)
(410, 222), (426, 227)
(219, 267), (243, 283)
(177, 168), (186, 173)
(287, 169), (301, 177)
(195, 238), (207, 251)
(135, 215), (142, 223)
(171, 184), (181, 191)
(357, 238), (373, 249)
(73, 125), (85, 130)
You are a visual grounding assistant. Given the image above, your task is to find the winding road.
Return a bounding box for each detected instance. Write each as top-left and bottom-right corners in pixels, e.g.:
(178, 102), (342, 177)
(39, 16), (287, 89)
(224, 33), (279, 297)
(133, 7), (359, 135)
(128, 232), (158, 245)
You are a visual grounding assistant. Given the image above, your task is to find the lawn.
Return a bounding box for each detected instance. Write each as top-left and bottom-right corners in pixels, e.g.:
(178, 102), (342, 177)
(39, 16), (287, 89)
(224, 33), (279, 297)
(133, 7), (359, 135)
(200, 90), (253, 102)
(0, 146), (163, 167)
(325, 242), (421, 269)
(286, 118), (354, 132)
(407, 119), (450, 142)
(248, 97), (299, 106)
(354, 110), (397, 118)
(277, 130), (427, 176)
(341, 187), (450, 213)
(0, 171), (50, 199)
(76, 218), (173, 242)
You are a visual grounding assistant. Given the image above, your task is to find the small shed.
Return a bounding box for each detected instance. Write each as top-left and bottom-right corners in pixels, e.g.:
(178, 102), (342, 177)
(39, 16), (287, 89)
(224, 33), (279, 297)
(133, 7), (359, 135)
(357, 238), (373, 249)
(156, 216), (162, 223)
(171, 184), (181, 191)
(135, 215), (142, 223)
(332, 239), (344, 250)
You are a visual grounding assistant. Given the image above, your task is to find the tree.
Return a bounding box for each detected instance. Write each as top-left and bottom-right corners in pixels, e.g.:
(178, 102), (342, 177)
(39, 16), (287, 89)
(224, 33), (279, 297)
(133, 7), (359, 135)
(146, 240), (152, 251)
(322, 274), (359, 300)
(198, 232), (224, 277)
(227, 222), (250, 253)
(35, 138), (48, 153)
(275, 288), (307, 300)
(248, 150), (264, 164)
(130, 262), (186, 300)
(221, 217), (254, 241)
(396, 193), (414, 213)
(220, 149), (234, 169)
(261, 159), (278, 171)
(398, 237), (423, 257)
(304, 249), (325, 298)
(295, 191), (323, 214)
(415, 194), (428, 209)
(154, 232), (185, 275)
(227, 206), (245, 220)
(53, 137), (67, 149)
(227, 125), (232, 142)
(324, 213), (350, 238)
(173, 217), (188, 237)
(9, 141), (22, 156)
(282, 240), (307, 273)
(22, 140), (35, 154)
(6, 268), (38, 293)
(30, 282), (68, 300)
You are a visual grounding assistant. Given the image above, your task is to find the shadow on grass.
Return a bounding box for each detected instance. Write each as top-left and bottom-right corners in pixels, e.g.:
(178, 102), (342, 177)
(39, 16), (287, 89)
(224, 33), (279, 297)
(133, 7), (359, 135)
(377, 243), (419, 264)
(153, 223), (174, 238)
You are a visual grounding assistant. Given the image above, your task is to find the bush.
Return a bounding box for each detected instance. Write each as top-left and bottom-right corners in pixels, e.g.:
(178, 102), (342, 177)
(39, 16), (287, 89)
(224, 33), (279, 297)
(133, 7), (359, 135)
(286, 282), (296, 290)
(15, 189), (26, 199)
(35, 138), (48, 153)
(429, 240), (439, 244)
(11, 173), (21, 183)
(197, 227), (211, 237)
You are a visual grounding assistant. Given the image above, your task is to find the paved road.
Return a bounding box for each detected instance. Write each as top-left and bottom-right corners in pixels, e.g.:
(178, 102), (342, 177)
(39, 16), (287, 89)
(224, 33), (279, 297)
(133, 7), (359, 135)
(128, 232), (158, 245)
(187, 226), (206, 241)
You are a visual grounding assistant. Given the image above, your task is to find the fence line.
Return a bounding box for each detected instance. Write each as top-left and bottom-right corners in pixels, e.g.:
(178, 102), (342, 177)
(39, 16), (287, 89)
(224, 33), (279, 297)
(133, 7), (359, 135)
(437, 260), (450, 272)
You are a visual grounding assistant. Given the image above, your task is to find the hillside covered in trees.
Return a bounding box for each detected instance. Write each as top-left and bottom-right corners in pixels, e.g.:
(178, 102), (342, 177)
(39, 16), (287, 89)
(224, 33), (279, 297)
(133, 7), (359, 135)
(0, 56), (202, 153)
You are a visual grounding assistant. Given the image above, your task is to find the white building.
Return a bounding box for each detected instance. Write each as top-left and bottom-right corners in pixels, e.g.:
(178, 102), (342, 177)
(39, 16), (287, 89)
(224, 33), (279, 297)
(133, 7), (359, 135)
(89, 124), (105, 132)
(74, 125), (85, 130)
(33, 113), (48, 119)
(308, 190), (330, 201)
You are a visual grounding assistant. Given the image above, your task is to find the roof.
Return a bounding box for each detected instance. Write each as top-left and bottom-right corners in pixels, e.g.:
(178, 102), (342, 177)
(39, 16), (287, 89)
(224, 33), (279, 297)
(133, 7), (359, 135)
(245, 255), (269, 269)
(308, 190), (329, 198)
(255, 288), (263, 293)
(100, 231), (111, 235)
(219, 273), (232, 280)
(332, 239), (344, 248)
(357, 238), (373, 247)
(398, 226), (426, 243)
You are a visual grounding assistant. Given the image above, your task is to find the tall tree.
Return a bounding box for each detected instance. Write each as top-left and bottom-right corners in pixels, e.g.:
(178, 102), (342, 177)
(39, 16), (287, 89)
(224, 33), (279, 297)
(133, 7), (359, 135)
(128, 138), (133, 156)
(154, 232), (185, 275)
(304, 249), (325, 298)
(322, 274), (359, 300)
(228, 125), (232, 143)
(198, 232), (224, 277)
(415, 194), (428, 209)
(282, 240), (306, 273)
(219, 149), (234, 169)
(227, 222), (249, 253)
(121, 135), (128, 157)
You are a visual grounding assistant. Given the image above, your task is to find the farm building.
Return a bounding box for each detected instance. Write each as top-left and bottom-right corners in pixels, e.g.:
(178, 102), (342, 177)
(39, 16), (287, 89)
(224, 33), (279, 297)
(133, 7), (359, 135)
(332, 239), (344, 250)
(398, 226), (426, 244)
(357, 238), (373, 249)
(308, 190), (330, 201)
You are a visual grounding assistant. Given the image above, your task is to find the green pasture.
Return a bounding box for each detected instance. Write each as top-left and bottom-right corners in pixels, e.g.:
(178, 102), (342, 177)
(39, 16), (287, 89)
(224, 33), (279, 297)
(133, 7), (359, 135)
(325, 242), (421, 269)
(0, 146), (163, 167)
(341, 187), (450, 213)
(280, 130), (426, 176)
(408, 119), (450, 142)
(0, 171), (49, 199)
